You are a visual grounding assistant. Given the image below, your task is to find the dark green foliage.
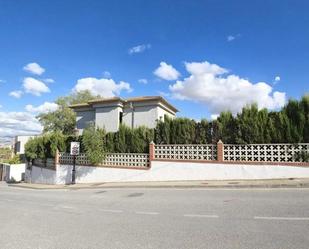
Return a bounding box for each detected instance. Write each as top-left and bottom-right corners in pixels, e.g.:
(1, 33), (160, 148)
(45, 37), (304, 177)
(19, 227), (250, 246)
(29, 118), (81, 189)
(26, 95), (309, 160)
(24, 132), (66, 161)
(82, 124), (106, 165)
(106, 125), (154, 153)
(154, 95), (309, 144)
(217, 112), (237, 143)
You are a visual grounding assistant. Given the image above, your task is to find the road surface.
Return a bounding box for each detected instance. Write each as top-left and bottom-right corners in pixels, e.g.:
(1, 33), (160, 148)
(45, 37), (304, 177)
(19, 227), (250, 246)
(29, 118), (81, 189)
(0, 183), (309, 249)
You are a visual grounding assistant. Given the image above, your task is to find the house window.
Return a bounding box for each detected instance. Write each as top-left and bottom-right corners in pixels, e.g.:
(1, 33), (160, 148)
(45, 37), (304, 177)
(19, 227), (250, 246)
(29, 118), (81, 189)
(119, 112), (123, 124)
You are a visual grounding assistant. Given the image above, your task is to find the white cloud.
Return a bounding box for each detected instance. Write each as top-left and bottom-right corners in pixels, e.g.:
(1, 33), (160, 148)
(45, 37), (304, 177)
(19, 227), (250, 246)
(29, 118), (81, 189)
(157, 91), (170, 98)
(227, 34), (241, 42)
(43, 78), (55, 83)
(73, 77), (132, 97)
(275, 76), (281, 82)
(128, 44), (151, 54)
(103, 71), (111, 78)
(211, 114), (219, 120)
(138, 78), (148, 84)
(169, 61), (286, 115)
(9, 90), (23, 98)
(23, 62), (45, 75)
(25, 102), (59, 113)
(0, 111), (42, 138)
(23, 77), (50, 96)
(153, 61), (180, 81)
(227, 35), (235, 42)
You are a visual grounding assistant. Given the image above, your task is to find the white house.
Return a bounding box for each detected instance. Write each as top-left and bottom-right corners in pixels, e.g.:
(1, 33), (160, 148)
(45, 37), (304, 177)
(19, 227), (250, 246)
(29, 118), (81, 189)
(14, 135), (36, 155)
(70, 96), (178, 134)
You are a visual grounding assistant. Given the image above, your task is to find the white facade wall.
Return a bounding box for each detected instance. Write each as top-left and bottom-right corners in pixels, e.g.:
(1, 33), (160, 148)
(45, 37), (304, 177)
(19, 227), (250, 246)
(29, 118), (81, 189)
(3, 163), (26, 182)
(123, 105), (158, 129)
(122, 104), (175, 129)
(74, 99), (177, 133)
(15, 136), (35, 154)
(95, 106), (121, 132)
(29, 162), (309, 185)
(157, 106), (176, 121)
(76, 109), (95, 135)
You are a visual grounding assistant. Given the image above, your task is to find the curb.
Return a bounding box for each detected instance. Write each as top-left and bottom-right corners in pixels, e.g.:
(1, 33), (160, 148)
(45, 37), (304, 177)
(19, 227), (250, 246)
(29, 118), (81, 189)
(8, 183), (309, 190)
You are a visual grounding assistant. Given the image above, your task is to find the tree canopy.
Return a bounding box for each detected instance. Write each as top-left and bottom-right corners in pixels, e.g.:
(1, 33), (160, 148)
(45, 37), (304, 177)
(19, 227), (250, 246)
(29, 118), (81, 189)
(37, 90), (99, 135)
(155, 95), (309, 144)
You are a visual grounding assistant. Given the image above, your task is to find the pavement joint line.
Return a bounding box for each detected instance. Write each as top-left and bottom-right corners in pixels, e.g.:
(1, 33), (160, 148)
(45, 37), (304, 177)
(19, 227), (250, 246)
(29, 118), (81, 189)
(100, 209), (123, 213)
(135, 211), (159, 215)
(254, 216), (309, 221)
(183, 214), (219, 218)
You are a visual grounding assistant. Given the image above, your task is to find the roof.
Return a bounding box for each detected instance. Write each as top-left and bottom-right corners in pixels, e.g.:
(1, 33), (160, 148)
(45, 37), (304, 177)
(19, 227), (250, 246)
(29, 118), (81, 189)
(126, 96), (178, 112)
(88, 97), (122, 105)
(69, 96), (178, 113)
(69, 103), (91, 108)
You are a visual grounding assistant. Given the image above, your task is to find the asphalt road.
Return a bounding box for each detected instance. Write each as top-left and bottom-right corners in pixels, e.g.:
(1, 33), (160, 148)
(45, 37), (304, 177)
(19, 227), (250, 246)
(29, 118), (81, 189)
(0, 183), (309, 249)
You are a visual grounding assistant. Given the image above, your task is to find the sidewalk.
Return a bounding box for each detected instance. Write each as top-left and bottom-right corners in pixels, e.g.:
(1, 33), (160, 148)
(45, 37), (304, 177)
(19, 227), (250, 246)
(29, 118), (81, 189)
(7, 178), (309, 190)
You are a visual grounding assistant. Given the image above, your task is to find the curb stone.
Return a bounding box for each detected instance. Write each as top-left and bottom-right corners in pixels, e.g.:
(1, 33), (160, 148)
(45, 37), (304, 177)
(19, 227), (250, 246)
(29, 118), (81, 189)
(7, 182), (309, 190)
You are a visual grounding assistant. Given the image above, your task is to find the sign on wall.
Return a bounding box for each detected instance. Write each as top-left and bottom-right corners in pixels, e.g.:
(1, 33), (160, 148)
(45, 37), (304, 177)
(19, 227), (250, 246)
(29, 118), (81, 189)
(70, 142), (80, 156)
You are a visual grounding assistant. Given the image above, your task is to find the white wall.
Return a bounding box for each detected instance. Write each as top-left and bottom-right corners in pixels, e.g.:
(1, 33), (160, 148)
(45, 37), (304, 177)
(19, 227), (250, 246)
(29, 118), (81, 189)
(76, 109), (95, 135)
(95, 106), (121, 132)
(157, 106), (176, 121)
(15, 136), (35, 154)
(122, 103), (176, 129)
(30, 165), (57, 184)
(3, 163), (26, 182)
(51, 162), (309, 185)
(123, 105), (158, 129)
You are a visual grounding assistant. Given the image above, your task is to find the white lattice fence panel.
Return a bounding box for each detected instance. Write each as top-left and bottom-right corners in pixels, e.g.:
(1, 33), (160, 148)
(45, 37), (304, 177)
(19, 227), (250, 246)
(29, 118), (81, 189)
(154, 144), (217, 161)
(223, 143), (309, 162)
(59, 153), (149, 168)
(103, 153), (149, 168)
(59, 153), (90, 165)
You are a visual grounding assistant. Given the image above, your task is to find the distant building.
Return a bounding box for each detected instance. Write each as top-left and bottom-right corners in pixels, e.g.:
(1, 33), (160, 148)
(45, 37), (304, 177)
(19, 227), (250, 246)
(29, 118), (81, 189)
(14, 135), (36, 155)
(70, 96), (178, 134)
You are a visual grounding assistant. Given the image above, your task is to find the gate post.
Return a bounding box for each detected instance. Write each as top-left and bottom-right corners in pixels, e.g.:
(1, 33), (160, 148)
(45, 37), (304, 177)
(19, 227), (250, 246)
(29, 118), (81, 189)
(217, 140), (224, 162)
(149, 141), (155, 167)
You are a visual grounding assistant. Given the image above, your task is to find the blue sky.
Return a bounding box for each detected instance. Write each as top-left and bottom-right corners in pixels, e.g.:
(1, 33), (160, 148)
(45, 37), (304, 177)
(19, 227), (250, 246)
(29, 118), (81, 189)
(0, 0), (308, 139)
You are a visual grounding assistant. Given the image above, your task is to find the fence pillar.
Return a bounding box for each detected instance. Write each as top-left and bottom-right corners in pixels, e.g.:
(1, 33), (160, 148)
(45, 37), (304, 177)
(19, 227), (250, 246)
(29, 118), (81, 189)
(54, 149), (59, 168)
(149, 141), (155, 166)
(217, 140), (224, 162)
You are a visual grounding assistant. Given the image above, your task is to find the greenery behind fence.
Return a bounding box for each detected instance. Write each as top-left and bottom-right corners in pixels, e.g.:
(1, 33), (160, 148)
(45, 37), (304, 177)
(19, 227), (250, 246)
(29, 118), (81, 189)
(25, 95), (309, 162)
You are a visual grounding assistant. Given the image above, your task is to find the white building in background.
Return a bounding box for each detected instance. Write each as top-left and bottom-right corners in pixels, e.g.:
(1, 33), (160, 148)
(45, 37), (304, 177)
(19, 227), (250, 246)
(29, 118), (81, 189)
(14, 135), (36, 155)
(70, 96), (178, 134)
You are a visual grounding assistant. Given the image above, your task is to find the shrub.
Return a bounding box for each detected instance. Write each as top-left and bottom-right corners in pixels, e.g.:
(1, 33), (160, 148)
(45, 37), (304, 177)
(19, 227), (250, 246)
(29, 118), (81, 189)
(82, 124), (106, 165)
(24, 132), (66, 161)
(3, 154), (21, 164)
(105, 125), (154, 153)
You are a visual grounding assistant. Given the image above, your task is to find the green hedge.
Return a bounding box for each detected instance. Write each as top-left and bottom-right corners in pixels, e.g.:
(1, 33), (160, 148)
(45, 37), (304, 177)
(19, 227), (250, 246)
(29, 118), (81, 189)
(24, 125), (154, 161)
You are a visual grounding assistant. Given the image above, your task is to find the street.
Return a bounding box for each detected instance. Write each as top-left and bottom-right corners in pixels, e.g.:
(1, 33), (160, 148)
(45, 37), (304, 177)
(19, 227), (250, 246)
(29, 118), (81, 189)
(0, 183), (309, 249)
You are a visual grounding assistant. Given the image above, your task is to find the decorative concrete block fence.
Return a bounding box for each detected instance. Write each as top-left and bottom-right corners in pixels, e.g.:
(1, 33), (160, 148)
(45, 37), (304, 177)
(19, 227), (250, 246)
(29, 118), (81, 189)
(32, 141), (309, 170)
(150, 141), (309, 166)
(28, 141), (309, 184)
(58, 152), (150, 169)
(223, 143), (309, 163)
